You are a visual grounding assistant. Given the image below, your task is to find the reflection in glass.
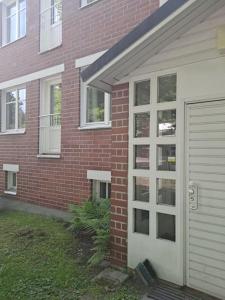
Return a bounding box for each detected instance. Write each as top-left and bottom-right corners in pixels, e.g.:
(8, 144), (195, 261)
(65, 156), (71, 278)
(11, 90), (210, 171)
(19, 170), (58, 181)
(135, 145), (150, 169)
(157, 145), (176, 171)
(135, 112), (150, 138)
(87, 87), (105, 123)
(158, 110), (176, 137)
(157, 213), (175, 242)
(157, 179), (175, 206)
(134, 177), (149, 202)
(158, 74), (176, 103)
(135, 80), (150, 106)
(134, 209), (149, 235)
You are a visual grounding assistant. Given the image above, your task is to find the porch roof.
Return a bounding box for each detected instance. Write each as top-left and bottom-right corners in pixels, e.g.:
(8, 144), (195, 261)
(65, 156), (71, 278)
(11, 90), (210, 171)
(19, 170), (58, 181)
(81, 0), (225, 92)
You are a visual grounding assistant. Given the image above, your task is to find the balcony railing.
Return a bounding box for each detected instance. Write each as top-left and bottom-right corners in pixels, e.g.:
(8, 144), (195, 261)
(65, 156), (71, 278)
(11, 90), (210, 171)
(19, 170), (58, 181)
(39, 113), (61, 155)
(40, 2), (62, 53)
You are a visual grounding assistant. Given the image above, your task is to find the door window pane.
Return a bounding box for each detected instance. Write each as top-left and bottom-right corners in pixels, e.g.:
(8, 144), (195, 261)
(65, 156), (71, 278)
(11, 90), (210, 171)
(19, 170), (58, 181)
(134, 209), (149, 235)
(135, 80), (150, 106)
(157, 145), (176, 171)
(157, 213), (175, 242)
(158, 74), (176, 103)
(135, 145), (150, 169)
(18, 89), (26, 129)
(157, 179), (175, 206)
(134, 177), (149, 202)
(157, 110), (176, 137)
(134, 112), (150, 138)
(87, 87), (105, 123)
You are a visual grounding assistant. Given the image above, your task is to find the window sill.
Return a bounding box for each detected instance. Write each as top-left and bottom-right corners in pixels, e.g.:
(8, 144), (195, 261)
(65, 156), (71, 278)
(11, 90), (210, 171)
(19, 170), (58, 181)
(0, 129), (26, 136)
(1, 35), (26, 48)
(37, 154), (61, 159)
(80, 0), (101, 9)
(79, 123), (112, 130)
(4, 191), (17, 196)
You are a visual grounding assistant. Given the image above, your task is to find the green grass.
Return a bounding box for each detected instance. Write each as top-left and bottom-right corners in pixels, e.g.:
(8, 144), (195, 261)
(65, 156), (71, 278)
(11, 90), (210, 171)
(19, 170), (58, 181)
(0, 211), (139, 300)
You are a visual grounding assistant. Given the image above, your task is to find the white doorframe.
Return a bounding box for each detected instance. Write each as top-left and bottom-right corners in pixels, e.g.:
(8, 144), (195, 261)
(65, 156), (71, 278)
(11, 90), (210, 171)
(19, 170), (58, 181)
(181, 94), (225, 288)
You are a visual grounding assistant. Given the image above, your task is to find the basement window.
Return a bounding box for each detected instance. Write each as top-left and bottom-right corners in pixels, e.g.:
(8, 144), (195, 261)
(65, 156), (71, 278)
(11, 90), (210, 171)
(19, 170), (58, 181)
(92, 180), (111, 200)
(5, 171), (17, 195)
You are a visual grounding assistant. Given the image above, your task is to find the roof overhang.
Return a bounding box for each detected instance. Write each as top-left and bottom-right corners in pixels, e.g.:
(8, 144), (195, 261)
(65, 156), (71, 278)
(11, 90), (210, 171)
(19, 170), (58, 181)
(81, 0), (225, 92)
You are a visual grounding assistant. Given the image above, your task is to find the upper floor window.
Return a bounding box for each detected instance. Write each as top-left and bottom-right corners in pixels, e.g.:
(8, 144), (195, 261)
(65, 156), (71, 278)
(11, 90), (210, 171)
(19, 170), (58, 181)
(80, 81), (111, 129)
(2, 0), (26, 45)
(80, 0), (99, 8)
(1, 86), (26, 133)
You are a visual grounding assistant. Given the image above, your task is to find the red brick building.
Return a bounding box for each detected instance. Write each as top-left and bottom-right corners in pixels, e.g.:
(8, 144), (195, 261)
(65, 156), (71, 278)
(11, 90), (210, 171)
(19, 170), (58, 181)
(0, 0), (159, 267)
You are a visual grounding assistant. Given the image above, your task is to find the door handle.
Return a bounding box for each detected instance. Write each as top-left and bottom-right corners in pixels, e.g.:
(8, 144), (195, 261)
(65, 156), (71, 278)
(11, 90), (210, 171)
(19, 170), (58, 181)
(188, 182), (198, 210)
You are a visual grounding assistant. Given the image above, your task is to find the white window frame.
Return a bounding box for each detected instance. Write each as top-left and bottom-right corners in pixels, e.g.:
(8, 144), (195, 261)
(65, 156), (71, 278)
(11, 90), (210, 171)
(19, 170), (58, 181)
(92, 180), (111, 199)
(1, 85), (26, 134)
(1, 0), (26, 46)
(80, 80), (111, 129)
(5, 171), (17, 195)
(80, 0), (100, 8)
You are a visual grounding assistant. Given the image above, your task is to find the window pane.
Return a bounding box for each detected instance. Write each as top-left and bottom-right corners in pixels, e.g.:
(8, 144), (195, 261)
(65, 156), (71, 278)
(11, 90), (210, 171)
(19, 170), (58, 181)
(157, 179), (175, 206)
(87, 87), (105, 123)
(19, 8), (26, 37)
(157, 145), (176, 171)
(157, 213), (175, 242)
(135, 80), (150, 106)
(7, 14), (17, 43)
(6, 103), (16, 130)
(7, 3), (16, 16)
(158, 110), (176, 137)
(135, 145), (150, 169)
(108, 183), (111, 199)
(18, 89), (26, 129)
(134, 177), (149, 202)
(6, 91), (16, 103)
(19, 0), (26, 10)
(50, 84), (62, 114)
(134, 112), (150, 138)
(51, 0), (62, 25)
(158, 74), (177, 103)
(100, 182), (107, 198)
(134, 209), (149, 235)
(12, 172), (17, 187)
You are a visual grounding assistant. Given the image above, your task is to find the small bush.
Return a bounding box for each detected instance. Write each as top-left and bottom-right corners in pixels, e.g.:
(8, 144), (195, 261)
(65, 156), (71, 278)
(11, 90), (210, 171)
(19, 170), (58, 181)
(70, 198), (110, 266)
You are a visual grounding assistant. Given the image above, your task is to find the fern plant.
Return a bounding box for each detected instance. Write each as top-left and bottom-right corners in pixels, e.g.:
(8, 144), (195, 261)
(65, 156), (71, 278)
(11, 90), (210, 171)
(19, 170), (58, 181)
(69, 198), (110, 266)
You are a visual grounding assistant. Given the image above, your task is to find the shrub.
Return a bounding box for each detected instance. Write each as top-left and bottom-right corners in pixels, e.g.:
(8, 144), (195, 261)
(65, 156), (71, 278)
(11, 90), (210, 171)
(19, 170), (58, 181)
(70, 198), (110, 266)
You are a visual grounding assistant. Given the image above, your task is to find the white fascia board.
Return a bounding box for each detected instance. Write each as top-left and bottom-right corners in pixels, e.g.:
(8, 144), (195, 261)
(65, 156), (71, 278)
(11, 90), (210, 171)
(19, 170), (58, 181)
(87, 170), (111, 182)
(3, 164), (19, 172)
(0, 64), (65, 90)
(75, 50), (108, 68)
(85, 0), (198, 85)
(160, 0), (168, 7)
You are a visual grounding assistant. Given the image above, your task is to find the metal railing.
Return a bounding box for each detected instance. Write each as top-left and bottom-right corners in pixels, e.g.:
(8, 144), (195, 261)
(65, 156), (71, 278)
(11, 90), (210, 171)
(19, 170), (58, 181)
(39, 114), (61, 154)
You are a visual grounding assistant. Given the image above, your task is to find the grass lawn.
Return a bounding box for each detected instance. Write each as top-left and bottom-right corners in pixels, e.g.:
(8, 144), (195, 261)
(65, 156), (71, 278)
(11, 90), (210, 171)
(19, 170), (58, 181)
(0, 211), (139, 300)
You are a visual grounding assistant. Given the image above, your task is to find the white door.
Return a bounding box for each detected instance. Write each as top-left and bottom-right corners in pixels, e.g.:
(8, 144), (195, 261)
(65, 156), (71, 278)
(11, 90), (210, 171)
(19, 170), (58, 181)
(186, 100), (225, 300)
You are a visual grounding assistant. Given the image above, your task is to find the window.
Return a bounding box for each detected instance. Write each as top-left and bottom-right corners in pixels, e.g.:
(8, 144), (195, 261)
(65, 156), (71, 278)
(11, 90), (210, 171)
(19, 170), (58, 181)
(1, 87), (26, 132)
(134, 209), (149, 235)
(39, 76), (62, 155)
(157, 179), (175, 206)
(157, 110), (176, 137)
(2, 0), (26, 45)
(5, 171), (17, 194)
(134, 112), (150, 138)
(80, 81), (111, 129)
(80, 0), (99, 8)
(134, 177), (149, 202)
(157, 144), (176, 171)
(158, 74), (176, 103)
(50, 0), (62, 25)
(92, 181), (111, 199)
(157, 213), (175, 242)
(134, 145), (150, 170)
(134, 80), (150, 106)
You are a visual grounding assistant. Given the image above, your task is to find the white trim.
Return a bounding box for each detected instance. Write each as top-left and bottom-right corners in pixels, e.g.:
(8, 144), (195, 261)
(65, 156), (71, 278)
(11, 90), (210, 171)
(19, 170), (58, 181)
(80, 0), (100, 9)
(75, 50), (107, 68)
(87, 170), (111, 182)
(0, 129), (25, 135)
(79, 124), (111, 130)
(3, 164), (19, 172)
(37, 154), (61, 159)
(85, 0), (199, 85)
(4, 190), (16, 195)
(0, 64), (65, 90)
(160, 0), (168, 7)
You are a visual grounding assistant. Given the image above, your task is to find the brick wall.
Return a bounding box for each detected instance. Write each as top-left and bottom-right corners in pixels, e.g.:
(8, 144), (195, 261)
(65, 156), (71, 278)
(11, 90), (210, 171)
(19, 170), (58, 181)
(110, 83), (129, 267)
(0, 0), (158, 210)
